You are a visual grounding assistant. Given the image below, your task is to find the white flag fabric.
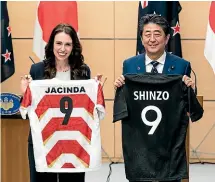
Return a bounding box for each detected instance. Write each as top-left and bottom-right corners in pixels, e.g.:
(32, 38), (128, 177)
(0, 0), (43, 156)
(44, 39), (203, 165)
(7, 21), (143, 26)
(33, 1), (78, 60)
(204, 1), (215, 74)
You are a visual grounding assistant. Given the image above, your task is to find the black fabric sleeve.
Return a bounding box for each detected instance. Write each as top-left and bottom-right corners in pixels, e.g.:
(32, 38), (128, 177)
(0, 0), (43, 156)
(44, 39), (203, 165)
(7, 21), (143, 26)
(184, 62), (191, 77)
(113, 86), (128, 122)
(29, 64), (35, 80)
(19, 96), (23, 103)
(185, 86), (204, 122)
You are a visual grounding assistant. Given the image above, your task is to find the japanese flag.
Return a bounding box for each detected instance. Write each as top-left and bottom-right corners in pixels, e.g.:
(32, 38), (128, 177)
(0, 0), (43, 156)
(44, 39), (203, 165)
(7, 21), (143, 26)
(33, 1), (78, 60)
(204, 1), (215, 74)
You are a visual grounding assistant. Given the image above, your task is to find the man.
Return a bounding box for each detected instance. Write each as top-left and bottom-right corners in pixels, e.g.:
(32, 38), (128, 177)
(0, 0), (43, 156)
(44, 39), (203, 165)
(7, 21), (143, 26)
(114, 14), (195, 182)
(114, 14), (194, 90)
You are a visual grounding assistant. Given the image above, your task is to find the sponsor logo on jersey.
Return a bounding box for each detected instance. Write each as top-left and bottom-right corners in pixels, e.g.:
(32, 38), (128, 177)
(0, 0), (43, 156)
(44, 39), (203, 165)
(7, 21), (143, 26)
(1, 93), (21, 115)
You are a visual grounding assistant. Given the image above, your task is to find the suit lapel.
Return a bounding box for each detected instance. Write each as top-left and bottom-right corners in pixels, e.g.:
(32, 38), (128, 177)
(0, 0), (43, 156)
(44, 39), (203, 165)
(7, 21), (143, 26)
(134, 53), (176, 74)
(136, 53), (146, 73)
(162, 53), (175, 74)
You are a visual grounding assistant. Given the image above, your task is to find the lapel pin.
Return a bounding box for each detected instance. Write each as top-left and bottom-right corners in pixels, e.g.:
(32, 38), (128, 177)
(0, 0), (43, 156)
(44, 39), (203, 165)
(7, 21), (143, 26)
(168, 65), (175, 72)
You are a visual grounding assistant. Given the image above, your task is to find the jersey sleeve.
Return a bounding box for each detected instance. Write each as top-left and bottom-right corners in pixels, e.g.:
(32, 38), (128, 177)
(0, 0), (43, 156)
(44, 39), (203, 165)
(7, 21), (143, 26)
(19, 86), (32, 119)
(96, 83), (105, 120)
(184, 85), (204, 122)
(113, 86), (128, 122)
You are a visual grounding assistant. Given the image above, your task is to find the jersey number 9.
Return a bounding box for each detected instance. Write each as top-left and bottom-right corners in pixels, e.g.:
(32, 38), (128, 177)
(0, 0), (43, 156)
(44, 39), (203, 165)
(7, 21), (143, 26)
(60, 97), (73, 125)
(141, 105), (162, 135)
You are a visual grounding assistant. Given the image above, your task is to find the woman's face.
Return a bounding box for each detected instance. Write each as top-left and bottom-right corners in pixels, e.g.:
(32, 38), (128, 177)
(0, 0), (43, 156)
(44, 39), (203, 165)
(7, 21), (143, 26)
(53, 32), (73, 63)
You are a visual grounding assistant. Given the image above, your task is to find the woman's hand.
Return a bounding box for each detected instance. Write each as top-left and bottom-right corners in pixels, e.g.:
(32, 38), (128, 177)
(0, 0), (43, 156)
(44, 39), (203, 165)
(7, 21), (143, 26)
(94, 74), (107, 87)
(20, 74), (32, 96)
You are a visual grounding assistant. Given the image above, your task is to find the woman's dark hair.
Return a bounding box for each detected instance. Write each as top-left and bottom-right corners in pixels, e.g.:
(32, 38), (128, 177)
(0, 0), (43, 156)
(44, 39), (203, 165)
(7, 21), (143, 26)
(43, 23), (88, 79)
(139, 14), (170, 37)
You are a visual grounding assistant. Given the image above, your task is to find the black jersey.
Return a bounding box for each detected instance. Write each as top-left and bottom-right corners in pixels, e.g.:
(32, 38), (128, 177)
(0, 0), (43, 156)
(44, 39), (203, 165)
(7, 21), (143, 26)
(113, 73), (203, 181)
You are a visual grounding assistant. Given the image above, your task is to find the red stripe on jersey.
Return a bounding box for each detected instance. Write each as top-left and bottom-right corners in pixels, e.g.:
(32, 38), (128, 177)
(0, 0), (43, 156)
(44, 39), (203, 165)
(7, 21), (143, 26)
(97, 83), (105, 107)
(35, 94), (95, 118)
(46, 140), (90, 166)
(21, 86), (32, 108)
(62, 163), (75, 168)
(42, 117), (92, 142)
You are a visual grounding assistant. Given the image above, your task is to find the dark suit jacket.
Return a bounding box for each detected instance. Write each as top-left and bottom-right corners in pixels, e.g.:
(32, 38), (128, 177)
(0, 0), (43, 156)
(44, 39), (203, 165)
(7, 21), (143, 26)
(123, 52), (191, 76)
(28, 61), (91, 143)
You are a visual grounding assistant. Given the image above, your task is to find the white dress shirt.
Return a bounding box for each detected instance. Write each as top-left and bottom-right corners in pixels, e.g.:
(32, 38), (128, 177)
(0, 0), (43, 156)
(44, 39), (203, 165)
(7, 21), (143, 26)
(145, 52), (166, 73)
(55, 70), (71, 80)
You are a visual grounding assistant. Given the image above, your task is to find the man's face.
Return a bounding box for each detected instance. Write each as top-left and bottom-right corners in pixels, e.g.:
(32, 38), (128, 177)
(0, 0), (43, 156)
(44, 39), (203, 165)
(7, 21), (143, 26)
(141, 23), (170, 55)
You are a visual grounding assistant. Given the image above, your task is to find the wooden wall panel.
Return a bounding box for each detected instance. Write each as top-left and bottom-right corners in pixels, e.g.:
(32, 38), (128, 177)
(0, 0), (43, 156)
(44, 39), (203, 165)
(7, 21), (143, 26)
(182, 40), (215, 100)
(101, 101), (114, 158)
(114, 40), (137, 79)
(7, 1), (38, 38)
(81, 40), (114, 99)
(190, 102), (215, 160)
(7, 1), (115, 39)
(180, 1), (210, 39)
(115, 1), (139, 38)
(114, 39), (136, 158)
(1, 119), (30, 182)
(78, 1), (114, 38)
(1, 39), (38, 95)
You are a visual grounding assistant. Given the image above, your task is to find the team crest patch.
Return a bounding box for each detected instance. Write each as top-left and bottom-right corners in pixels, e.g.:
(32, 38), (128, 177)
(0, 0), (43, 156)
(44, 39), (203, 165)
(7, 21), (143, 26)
(1, 93), (21, 115)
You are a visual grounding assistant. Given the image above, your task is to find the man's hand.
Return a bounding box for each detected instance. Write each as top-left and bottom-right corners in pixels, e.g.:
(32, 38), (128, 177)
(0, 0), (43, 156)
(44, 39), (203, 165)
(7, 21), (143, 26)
(182, 75), (195, 90)
(114, 75), (125, 89)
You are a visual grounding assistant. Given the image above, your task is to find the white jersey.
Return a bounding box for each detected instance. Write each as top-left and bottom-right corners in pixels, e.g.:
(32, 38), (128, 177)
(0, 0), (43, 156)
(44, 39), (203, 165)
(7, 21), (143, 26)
(20, 79), (105, 173)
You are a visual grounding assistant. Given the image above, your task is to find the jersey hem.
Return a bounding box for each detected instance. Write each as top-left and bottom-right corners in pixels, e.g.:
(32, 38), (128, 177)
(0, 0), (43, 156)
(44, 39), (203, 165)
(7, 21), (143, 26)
(127, 175), (189, 181)
(113, 111), (128, 122)
(36, 165), (102, 173)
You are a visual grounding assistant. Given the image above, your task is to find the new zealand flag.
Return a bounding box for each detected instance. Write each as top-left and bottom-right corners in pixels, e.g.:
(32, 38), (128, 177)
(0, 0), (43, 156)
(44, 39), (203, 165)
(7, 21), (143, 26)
(1, 1), (15, 82)
(136, 1), (182, 57)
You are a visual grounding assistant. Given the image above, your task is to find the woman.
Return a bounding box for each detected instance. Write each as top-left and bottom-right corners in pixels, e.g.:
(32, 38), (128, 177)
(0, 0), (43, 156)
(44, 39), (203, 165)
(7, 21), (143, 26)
(20, 23), (95, 182)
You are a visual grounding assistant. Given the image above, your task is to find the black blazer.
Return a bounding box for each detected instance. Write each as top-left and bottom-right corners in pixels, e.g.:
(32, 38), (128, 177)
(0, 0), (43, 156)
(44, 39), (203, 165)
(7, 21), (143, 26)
(27, 61), (91, 143)
(29, 61), (91, 80)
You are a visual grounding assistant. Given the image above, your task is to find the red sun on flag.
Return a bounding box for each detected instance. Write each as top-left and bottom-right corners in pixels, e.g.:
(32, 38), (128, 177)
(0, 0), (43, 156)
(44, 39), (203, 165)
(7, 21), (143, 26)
(33, 1), (79, 60)
(37, 1), (78, 43)
(209, 1), (215, 33)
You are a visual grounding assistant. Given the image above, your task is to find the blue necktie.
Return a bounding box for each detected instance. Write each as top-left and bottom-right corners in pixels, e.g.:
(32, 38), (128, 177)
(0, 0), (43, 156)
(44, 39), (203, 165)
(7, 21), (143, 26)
(151, 61), (159, 74)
